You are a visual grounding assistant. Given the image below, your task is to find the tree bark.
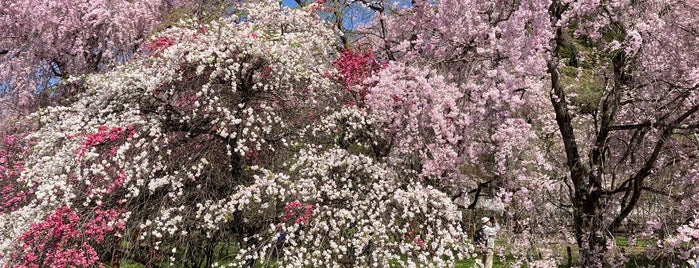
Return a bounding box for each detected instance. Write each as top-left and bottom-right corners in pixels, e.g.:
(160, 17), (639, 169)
(547, 1), (608, 266)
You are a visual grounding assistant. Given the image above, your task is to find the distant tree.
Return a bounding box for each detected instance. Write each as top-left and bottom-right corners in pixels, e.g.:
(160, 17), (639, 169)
(1, 0), (185, 100)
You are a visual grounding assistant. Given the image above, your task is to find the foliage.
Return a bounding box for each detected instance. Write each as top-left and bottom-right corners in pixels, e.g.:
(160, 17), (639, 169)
(225, 147), (465, 267)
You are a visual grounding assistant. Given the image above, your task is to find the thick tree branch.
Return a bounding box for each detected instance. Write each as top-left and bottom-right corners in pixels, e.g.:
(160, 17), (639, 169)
(609, 122), (651, 131)
(547, 1), (587, 198)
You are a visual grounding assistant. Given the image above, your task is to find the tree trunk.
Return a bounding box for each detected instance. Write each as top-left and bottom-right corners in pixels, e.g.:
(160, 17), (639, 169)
(573, 205), (608, 267)
(110, 242), (121, 268)
(547, 1), (610, 265)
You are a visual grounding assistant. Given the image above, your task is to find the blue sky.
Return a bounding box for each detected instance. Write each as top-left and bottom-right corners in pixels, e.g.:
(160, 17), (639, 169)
(282, 0), (301, 8)
(279, 0), (413, 30)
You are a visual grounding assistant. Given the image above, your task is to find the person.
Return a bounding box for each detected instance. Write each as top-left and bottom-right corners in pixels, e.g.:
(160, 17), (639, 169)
(480, 216), (500, 268)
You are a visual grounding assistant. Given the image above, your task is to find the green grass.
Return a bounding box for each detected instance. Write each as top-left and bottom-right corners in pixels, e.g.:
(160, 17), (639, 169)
(119, 259), (143, 268)
(455, 256), (514, 268)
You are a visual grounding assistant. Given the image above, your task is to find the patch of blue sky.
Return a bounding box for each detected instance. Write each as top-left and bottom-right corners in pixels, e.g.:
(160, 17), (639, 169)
(282, 0), (301, 8)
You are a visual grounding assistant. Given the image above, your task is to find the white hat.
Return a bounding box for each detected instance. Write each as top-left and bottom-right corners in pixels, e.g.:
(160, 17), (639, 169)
(481, 217), (490, 224)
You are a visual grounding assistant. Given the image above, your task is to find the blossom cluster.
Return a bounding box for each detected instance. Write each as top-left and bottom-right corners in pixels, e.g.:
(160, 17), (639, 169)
(330, 48), (384, 103)
(365, 63), (469, 181)
(220, 147), (466, 267)
(0, 134), (31, 214)
(10, 206), (124, 267)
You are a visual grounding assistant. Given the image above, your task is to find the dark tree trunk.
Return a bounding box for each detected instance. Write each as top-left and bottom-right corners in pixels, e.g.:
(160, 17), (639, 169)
(547, 2), (608, 265)
(573, 203), (609, 267)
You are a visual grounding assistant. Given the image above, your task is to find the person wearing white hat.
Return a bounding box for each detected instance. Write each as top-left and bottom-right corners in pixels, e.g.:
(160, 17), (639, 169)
(480, 216), (500, 268)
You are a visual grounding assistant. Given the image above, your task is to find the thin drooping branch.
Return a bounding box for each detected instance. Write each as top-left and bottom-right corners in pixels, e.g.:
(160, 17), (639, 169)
(609, 105), (699, 232)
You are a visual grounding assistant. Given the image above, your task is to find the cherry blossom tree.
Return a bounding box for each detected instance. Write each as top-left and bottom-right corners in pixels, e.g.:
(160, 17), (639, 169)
(0, 0), (168, 95)
(543, 0), (699, 265)
(356, 0), (698, 266)
(1, 2), (466, 267)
